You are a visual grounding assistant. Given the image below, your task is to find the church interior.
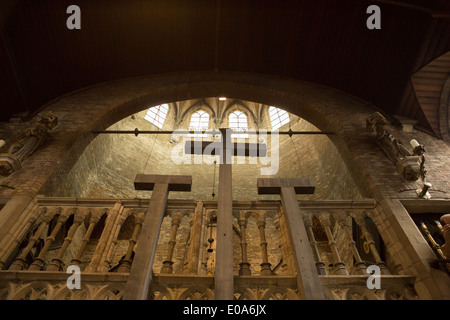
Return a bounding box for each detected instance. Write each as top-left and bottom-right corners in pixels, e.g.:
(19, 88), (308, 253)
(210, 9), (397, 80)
(0, 0), (449, 301)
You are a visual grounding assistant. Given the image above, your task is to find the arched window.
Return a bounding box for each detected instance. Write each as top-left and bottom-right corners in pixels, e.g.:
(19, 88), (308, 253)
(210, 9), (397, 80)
(188, 110), (210, 137)
(229, 111), (248, 138)
(144, 104), (169, 129)
(268, 106), (289, 130)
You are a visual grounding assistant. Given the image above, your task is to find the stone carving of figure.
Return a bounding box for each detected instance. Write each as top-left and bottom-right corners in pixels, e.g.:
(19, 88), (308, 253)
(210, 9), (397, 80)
(0, 113), (58, 176)
(366, 112), (424, 181)
(440, 214), (450, 260)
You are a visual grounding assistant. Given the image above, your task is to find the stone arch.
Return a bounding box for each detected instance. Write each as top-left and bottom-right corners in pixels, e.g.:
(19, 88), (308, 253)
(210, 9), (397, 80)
(260, 287), (300, 300)
(234, 287), (258, 300)
(179, 99), (217, 125)
(222, 99), (258, 126)
(177, 285), (214, 300)
(23, 71), (377, 199)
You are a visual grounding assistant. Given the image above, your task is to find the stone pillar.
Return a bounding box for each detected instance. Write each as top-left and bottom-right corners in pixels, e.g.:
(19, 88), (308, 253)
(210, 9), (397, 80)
(47, 209), (87, 271)
(116, 212), (144, 273)
(238, 213), (251, 275)
(161, 213), (182, 274)
(318, 214), (348, 275)
(28, 208), (73, 271)
(85, 204), (120, 272)
(71, 209), (102, 267)
(8, 207), (60, 270)
(257, 214), (272, 276)
(102, 209), (130, 271)
(303, 214), (327, 275)
(335, 211), (367, 275)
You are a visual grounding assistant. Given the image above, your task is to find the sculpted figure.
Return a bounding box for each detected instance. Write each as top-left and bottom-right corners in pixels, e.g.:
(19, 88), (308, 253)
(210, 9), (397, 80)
(0, 113), (58, 176)
(366, 112), (423, 181)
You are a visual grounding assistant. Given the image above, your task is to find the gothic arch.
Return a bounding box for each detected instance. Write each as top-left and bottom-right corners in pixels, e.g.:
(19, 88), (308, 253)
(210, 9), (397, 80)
(221, 100), (258, 126)
(31, 71), (377, 199)
(179, 100), (217, 124)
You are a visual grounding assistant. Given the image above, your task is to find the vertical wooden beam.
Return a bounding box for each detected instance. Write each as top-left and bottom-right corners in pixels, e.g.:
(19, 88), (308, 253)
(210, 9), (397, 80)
(215, 128), (234, 300)
(123, 183), (169, 300)
(280, 186), (325, 299)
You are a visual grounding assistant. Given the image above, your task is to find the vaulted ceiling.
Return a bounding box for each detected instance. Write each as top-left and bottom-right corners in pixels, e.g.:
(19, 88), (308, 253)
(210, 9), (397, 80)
(1, 0), (449, 138)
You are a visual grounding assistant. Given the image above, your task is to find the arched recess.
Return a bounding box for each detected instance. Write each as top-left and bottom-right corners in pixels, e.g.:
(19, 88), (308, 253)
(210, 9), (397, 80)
(221, 100), (258, 126)
(10, 71), (377, 199)
(179, 99), (216, 124)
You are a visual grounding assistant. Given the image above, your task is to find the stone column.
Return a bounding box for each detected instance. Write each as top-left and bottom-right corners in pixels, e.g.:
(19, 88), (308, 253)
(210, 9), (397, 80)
(47, 209), (87, 271)
(238, 213), (251, 275)
(70, 209), (102, 267)
(161, 213), (182, 274)
(28, 208), (74, 271)
(85, 204), (120, 272)
(318, 214), (348, 275)
(117, 212), (145, 273)
(335, 211), (367, 274)
(9, 207), (60, 270)
(102, 209), (129, 271)
(303, 214), (327, 275)
(257, 215), (272, 276)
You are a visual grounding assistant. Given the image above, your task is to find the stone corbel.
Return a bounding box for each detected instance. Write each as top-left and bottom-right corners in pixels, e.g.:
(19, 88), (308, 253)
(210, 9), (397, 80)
(0, 113), (58, 177)
(366, 112), (426, 182)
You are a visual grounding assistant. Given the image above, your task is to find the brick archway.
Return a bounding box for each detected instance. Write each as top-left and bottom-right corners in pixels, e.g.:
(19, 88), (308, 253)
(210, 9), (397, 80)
(2, 71), (377, 199)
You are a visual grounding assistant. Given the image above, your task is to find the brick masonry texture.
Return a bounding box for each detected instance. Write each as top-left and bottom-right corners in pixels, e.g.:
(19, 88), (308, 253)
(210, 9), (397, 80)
(0, 72), (449, 297)
(1, 72), (447, 202)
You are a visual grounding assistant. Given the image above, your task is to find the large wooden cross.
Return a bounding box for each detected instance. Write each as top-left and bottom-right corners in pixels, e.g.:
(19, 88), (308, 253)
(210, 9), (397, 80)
(123, 174), (192, 300)
(257, 178), (325, 299)
(185, 128), (266, 300)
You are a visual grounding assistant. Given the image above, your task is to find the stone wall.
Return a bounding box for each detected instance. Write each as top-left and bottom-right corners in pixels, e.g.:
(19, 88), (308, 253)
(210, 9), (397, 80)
(0, 72), (449, 299)
(48, 100), (361, 202)
(0, 72), (448, 202)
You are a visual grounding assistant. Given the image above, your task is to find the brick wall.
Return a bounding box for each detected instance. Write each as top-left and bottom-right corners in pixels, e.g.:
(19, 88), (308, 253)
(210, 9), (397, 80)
(0, 72), (448, 297)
